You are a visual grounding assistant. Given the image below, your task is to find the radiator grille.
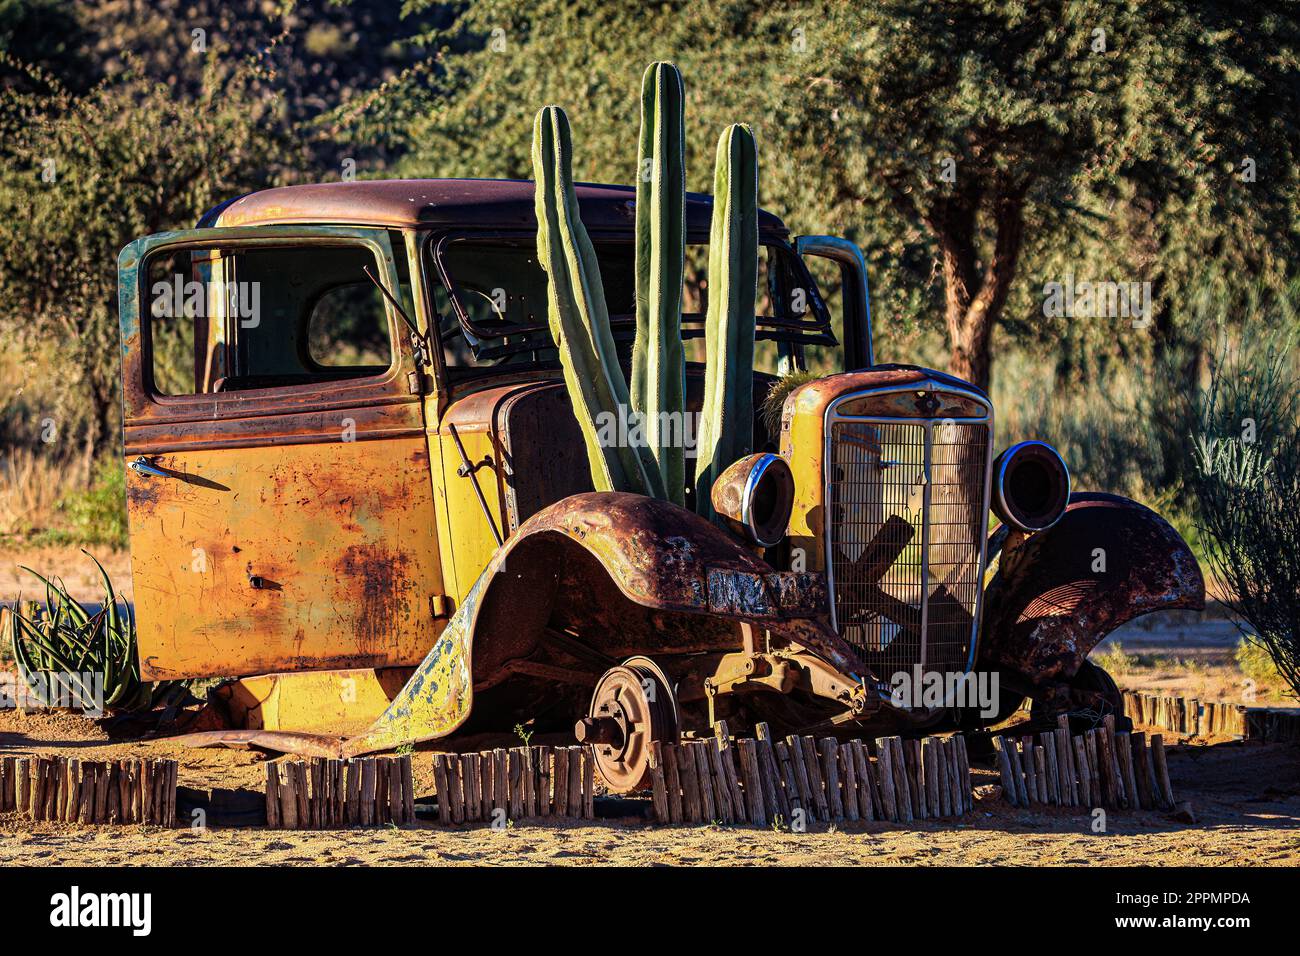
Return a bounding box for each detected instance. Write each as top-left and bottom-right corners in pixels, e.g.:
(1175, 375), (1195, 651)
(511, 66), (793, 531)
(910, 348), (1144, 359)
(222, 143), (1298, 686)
(828, 416), (989, 682)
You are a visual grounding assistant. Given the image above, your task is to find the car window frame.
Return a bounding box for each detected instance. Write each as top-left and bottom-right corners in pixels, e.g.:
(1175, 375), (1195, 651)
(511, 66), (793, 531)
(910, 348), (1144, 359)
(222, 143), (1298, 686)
(120, 225), (414, 425)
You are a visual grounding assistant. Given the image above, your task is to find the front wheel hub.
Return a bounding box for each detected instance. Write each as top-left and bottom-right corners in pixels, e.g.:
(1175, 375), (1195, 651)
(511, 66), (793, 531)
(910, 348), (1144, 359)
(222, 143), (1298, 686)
(579, 656), (679, 792)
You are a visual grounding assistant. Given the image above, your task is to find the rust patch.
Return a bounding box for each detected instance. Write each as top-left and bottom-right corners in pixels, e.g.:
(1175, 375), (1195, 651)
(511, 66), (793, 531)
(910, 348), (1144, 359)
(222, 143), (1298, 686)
(336, 544), (413, 658)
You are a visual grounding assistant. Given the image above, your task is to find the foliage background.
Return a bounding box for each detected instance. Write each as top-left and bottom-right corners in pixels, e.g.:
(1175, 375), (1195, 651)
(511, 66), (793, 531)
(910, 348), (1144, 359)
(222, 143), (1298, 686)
(0, 0), (1297, 558)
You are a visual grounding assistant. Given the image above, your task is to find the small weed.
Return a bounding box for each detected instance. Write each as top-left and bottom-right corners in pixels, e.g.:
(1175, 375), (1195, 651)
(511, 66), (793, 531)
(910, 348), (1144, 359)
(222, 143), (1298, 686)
(395, 743), (414, 757)
(514, 722), (534, 747)
(1093, 641), (1140, 674)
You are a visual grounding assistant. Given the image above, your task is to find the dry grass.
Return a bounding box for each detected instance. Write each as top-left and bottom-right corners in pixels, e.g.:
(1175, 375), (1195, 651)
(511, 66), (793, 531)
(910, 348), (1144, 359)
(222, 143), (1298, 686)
(0, 447), (86, 539)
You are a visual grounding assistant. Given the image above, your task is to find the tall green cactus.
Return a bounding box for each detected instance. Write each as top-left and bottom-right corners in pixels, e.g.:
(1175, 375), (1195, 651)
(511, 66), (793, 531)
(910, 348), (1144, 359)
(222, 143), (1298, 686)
(631, 61), (687, 507)
(532, 105), (666, 499)
(695, 124), (759, 520)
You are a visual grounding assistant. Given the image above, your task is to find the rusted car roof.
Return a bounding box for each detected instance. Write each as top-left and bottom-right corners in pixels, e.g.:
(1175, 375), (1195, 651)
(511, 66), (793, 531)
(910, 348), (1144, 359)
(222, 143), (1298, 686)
(201, 178), (789, 236)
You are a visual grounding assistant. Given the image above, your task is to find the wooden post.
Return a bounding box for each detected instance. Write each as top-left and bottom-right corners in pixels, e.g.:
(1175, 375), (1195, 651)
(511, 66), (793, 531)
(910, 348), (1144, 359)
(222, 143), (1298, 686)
(1073, 735), (1093, 808)
(431, 756), (450, 825)
(838, 743), (859, 823)
(581, 747), (595, 820)
(457, 753), (475, 823)
(1131, 732), (1155, 810)
(956, 735), (974, 814)
(774, 741), (803, 820)
(1033, 745), (1049, 804)
(936, 739), (953, 816)
(992, 736), (1017, 806)
(1006, 737), (1030, 806)
(265, 762), (280, 829)
(753, 724), (786, 822)
(1054, 727), (1075, 806)
(1150, 734), (1175, 810)
(923, 738), (942, 815)
(507, 748), (524, 819)
(388, 758), (405, 824)
(715, 723), (747, 819)
(876, 738), (899, 821)
(276, 763), (297, 830)
(444, 753), (463, 823)
(662, 744), (683, 823)
(1116, 733), (1139, 811)
(648, 742), (669, 823)
(903, 739), (924, 818)
(565, 746), (583, 819)
(818, 738), (844, 822)
(1079, 731), (1097, 806)
(1039, 732), (1058, 805)
(1020, 739), (1037, 805)
(534, 746), (551, 817)
(60, 758), (76, 823)
(737, 738), (767, 827)
(1102, 715), (1126, 808)
(360, 758), (377, 826)
(401, 755), (415, 824)
(17, 757), (31, 819)
(706, 740), (734, 824)
(800, 736), (830, 821)
(786, 735), (816, 820)
(849, 741), (876, 821)
(106, 765), (121, 825)
(675, 743), (698, 822)
(888, 738), (913, 823)
(691, 742), (716, 822)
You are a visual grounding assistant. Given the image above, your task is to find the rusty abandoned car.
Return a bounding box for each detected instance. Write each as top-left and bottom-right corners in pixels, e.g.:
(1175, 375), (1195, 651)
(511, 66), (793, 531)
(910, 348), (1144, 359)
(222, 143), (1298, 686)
(117, 177), (1204, 790)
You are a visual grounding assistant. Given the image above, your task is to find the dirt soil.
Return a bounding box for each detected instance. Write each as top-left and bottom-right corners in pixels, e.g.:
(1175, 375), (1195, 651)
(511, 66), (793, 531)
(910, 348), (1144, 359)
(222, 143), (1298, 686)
(2, 704), (1297, 867)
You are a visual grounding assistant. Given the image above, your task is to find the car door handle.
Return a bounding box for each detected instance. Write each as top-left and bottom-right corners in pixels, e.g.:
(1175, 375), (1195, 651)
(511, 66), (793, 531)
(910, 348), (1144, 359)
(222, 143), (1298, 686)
(129, 456), (173, 479)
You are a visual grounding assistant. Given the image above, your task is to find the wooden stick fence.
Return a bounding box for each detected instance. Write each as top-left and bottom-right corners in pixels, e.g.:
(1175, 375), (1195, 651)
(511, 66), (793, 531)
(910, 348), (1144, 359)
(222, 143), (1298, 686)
(1123, 690), (1299, 742)
(0, 755), (176, 825)
(647, 725), (974, 826)
(430, 745), (595, 825)
(265, 755), (415, 829)
(993, 716), (1175, 811)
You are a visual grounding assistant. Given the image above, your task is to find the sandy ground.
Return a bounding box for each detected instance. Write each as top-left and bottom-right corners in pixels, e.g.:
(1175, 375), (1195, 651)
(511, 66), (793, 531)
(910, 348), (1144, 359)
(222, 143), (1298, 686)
(2, 697), (1297, 867)
(1, 545), (1295, 866)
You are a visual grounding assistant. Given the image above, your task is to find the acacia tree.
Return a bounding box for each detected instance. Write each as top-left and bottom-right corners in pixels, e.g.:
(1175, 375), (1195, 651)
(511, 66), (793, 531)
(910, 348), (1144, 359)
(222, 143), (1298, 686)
(381, 0), (1298, 393)
(0, 54), (299, 456)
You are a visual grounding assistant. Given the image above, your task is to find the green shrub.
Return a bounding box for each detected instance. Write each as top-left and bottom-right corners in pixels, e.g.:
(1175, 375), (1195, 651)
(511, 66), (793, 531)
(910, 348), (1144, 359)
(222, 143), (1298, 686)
(32, 458), (127, 549)
(1093, 641), (1140, 675)
(1235, 638), (1284, 688)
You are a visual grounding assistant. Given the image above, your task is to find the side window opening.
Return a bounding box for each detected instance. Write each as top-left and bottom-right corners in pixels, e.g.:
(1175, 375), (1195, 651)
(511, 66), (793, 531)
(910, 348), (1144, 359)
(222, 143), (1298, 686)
(145, 242), (397, 396)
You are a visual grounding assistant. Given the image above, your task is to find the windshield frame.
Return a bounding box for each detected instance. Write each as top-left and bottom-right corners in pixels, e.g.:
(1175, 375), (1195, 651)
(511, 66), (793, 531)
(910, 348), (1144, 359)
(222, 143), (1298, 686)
(420, 227), (838, 380)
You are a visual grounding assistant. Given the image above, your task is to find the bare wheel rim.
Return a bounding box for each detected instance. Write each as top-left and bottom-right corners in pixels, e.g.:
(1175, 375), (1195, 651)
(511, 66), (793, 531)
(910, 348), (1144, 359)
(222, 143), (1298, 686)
(585, 658), (678, 792)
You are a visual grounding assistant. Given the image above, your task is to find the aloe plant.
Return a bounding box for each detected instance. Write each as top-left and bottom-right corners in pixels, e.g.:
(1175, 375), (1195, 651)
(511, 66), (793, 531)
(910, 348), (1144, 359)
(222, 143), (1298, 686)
(5, 553), (187, 714)
(631, 61), (687, 506)
(532, 104), (666, 499)
(695, 123), (759, 520)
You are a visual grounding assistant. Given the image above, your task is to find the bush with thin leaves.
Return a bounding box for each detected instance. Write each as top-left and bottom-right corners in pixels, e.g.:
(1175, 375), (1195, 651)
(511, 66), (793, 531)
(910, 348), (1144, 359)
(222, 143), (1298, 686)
(1189, 332), (1300, 700)
(5, 553), (187, 714)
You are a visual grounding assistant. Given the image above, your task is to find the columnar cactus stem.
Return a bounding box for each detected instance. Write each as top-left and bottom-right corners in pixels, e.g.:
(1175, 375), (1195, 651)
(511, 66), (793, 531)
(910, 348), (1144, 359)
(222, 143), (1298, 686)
(532, 105), (665, 498)
(631, 61), (687, 506)
(695, 123), (758, 520)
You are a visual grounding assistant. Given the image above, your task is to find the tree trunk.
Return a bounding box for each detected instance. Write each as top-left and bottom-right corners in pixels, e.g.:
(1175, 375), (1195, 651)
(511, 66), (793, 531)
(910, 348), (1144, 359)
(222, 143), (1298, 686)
(929, 179), (1028, 393)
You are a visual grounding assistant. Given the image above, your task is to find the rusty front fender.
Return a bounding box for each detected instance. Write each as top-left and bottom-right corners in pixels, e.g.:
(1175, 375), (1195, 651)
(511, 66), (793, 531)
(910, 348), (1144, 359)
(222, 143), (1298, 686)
(976, 492), (1205, 693)
(346, 491), (864, 755)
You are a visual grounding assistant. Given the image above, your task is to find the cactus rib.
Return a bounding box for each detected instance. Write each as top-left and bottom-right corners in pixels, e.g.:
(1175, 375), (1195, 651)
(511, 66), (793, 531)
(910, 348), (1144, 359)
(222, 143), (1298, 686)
(532, 105), (665, 499)
(631, 61), (687, 506)
(695, 123), (759, 519)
